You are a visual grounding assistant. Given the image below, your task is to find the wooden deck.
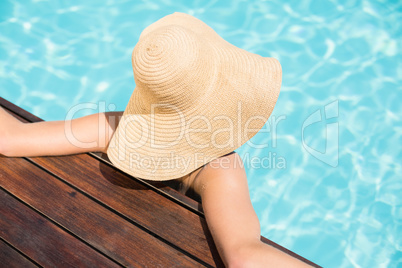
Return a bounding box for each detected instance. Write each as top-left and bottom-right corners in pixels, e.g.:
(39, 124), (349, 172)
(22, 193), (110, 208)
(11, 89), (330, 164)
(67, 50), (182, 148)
(0, 97), (320, 267)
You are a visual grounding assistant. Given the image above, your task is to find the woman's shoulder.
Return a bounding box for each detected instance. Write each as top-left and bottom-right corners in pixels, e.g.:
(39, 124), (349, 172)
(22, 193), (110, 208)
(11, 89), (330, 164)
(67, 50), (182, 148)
(204, 151), (245, 175)
(192, 151), (248, 196)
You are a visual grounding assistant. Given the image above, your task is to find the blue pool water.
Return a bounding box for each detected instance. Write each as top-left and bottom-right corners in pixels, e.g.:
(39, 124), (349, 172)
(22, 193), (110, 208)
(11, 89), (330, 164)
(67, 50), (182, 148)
(1, 0), (401, 267)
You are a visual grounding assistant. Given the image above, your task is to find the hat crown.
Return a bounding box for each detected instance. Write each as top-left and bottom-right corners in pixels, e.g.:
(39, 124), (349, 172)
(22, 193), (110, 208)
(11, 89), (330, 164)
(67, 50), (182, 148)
(132, 25), (213, 112)
(107, 13), (282, 181)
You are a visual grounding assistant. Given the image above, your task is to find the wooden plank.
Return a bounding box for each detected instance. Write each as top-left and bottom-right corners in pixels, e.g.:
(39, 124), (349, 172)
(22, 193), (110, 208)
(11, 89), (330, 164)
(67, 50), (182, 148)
(0, 238), (38, 268)
(0, 98), (43, 123)
(92, 152), (202, 212)
(1, 97), (203, 214)
(0, 189), (121, 267)
(1, 96), (202, 216)
(0, 97), (222, 266)
(0, 157), (205, 267)
(0, 97), (320, 267)
(31, 154), (222, 266)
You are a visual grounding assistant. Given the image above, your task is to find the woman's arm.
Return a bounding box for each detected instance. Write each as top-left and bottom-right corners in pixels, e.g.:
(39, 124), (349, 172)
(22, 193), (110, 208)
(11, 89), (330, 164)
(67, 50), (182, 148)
(191, 153), (313, 267)
(1, 105), (312, 267)
(0, 106), (122, 157)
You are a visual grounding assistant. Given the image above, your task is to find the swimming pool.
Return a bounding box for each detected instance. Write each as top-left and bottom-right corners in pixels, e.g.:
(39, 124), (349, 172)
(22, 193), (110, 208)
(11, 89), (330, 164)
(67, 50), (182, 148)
(1, 0), (401, 267)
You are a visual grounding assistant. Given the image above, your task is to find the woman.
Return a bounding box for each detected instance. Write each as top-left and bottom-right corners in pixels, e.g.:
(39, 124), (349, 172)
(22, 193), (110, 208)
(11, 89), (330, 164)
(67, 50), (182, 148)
(0, 13), (311, 267)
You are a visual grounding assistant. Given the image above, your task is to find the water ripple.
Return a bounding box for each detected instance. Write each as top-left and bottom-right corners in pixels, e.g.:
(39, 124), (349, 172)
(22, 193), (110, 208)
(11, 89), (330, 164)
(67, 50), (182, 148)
(1, 0), (401, 267)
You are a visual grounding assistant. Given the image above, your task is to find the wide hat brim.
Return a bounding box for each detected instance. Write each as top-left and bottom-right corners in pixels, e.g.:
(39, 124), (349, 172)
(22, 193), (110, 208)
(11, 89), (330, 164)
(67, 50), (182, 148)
(107, 12), (282, 181)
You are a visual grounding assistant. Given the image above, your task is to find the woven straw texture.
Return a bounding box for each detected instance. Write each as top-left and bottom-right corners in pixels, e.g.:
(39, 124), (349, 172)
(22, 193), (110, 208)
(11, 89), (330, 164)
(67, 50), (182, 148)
(107, 12), (282, 181)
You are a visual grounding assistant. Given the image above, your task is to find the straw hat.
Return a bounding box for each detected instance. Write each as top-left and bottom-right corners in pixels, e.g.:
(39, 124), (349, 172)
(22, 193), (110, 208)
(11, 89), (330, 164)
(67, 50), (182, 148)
(107, 12), (282, 181)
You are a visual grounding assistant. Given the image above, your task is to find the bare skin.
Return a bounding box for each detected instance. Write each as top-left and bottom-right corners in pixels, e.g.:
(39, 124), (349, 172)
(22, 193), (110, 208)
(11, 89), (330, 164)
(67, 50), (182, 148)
(0, 106), (312, 267)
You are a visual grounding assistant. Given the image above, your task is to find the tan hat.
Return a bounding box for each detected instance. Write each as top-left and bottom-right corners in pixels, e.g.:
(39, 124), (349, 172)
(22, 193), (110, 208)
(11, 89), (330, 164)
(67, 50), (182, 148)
(107, 12), (282, 181)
